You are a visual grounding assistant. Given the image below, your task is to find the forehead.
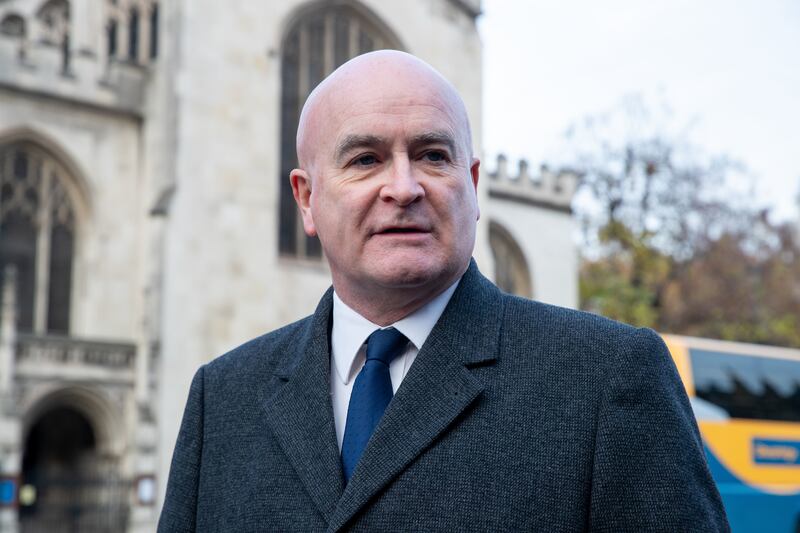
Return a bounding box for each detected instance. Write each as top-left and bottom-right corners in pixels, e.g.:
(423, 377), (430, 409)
(337, 100), (456, 139)
(318, 80), (467, 151)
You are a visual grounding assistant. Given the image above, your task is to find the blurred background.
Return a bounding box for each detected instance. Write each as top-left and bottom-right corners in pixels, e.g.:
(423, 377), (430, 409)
(0, 0), (797, 531)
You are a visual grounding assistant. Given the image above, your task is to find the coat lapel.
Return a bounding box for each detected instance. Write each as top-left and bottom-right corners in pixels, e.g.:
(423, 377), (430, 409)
(328, 261), (504, 532)
(262, 288), (345, 524)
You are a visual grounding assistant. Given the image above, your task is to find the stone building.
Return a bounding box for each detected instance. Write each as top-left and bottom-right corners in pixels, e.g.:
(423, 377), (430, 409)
(0, 0), (577, 531)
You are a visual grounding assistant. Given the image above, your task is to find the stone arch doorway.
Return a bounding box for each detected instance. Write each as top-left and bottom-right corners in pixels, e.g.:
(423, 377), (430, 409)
(489, 220), (533, 299)
(19, 401), (128, 532)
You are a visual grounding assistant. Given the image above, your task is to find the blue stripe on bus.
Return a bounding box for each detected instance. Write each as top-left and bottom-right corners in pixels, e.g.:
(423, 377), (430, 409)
(704, 445), (800, 532)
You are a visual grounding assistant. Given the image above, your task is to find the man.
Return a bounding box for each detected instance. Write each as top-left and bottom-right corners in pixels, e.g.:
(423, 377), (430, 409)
(159, 51), (729, 532)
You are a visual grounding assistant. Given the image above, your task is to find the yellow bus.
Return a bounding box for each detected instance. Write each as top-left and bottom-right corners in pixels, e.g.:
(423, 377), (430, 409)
(663, 334), (800, 532)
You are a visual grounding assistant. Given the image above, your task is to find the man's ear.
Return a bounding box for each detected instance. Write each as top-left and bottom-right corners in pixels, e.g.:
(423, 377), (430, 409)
(470, 157), (481, 221)
(290, 168), (317, 237)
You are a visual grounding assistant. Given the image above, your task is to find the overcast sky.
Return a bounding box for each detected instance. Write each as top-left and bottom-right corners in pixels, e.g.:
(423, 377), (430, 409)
(479, 0), (800, 221)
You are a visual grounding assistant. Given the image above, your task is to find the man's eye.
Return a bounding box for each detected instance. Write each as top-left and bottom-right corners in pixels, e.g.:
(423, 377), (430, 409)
(423, 151), (447, 163)
(353, 154), (378, 166)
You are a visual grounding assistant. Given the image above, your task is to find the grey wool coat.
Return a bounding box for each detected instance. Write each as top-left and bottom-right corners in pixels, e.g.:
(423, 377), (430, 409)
(158, 261), (729, 532)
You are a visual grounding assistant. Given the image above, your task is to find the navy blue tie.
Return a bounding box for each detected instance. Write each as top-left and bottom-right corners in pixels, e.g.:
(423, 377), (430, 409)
(341, 327), (408, 482)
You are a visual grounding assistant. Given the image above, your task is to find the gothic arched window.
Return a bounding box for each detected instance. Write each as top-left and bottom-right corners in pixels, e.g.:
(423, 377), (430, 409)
(0, 142), (77, 334)
(278, 3), (401, 259)
(36, 0), (70, 72)
(489, 221), (533, 299)
(105, 0), (158, 63)
(128, 6), (139, 60)
(0, 14), (26, 38)
(36, 0), (70, 44)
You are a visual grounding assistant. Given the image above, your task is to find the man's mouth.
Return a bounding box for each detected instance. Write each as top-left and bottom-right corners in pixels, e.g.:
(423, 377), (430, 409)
(372, 225), (432, 237)
(379, 227), (428, 234)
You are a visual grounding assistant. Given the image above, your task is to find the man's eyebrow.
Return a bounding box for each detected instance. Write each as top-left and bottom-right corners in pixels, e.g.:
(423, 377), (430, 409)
(334, 134), (386, 164)
(408, 131), (458, 156)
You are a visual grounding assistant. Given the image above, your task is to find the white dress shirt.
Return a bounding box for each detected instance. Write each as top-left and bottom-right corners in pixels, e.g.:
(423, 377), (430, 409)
(331, 280), (460, 450)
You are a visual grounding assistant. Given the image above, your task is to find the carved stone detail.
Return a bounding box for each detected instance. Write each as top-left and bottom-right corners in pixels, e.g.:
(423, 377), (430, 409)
(16, 334), (135, 370)
(488, 154), (581, 212)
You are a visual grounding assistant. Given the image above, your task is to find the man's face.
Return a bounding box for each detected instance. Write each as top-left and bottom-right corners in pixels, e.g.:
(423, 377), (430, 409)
(293, 76), (480, 300)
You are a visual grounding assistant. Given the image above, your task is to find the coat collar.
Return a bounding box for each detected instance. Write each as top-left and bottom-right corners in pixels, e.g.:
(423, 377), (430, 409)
(263, 287), (344, 522)
(264, 260), (505, 530)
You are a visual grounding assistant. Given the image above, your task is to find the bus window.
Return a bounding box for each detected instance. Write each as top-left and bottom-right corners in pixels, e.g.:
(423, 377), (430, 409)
(690, 348), (800, 422)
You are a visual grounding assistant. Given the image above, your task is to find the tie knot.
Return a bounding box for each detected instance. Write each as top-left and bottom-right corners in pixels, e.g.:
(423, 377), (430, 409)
(365, 327), (408, 366)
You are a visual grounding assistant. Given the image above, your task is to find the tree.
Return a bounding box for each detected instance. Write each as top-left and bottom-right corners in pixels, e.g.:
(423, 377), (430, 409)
(564, 96), (800, 348)
(564, 95), (752, 259)
(660, 214), (800, 347)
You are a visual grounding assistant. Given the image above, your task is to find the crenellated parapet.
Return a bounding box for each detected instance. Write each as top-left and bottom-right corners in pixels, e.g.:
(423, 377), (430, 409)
(487, 154), (580, 213)
(0, 0), (159, 117)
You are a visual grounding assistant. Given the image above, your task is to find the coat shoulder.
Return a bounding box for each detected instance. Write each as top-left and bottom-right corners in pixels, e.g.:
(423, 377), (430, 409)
(202, 315), (315, 382)
(501, 294), (640, 343)
(499, 293), (669, 371)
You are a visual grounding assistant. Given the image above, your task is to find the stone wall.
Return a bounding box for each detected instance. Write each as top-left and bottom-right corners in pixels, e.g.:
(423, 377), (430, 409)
(486, 155), (579, 308)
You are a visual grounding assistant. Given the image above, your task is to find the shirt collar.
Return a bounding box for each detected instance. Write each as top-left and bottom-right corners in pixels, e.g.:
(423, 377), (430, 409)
(331, 278), (460, 385)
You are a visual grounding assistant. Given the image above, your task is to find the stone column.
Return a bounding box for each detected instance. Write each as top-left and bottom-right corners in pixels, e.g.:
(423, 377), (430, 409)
(0, 265), (17, 396)
(138, 2), (151, 64)
(70, 0), (95, 56)
(0, 265), (19, 533)
(117, 6), (130, 62)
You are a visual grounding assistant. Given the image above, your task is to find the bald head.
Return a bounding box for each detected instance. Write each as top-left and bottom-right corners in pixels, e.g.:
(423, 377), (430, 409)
(296, 50), (474, 172)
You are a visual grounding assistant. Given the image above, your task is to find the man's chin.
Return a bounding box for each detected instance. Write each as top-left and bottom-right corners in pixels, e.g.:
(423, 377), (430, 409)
(367, 258), (454, 291)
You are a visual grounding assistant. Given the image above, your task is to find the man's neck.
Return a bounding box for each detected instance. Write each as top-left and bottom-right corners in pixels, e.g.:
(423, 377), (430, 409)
(334, 289), (440, 326)
(332, 271), (464, 327)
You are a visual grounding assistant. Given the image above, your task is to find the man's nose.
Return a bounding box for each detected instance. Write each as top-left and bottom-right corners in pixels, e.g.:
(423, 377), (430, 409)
(379, 157), (425, 206)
